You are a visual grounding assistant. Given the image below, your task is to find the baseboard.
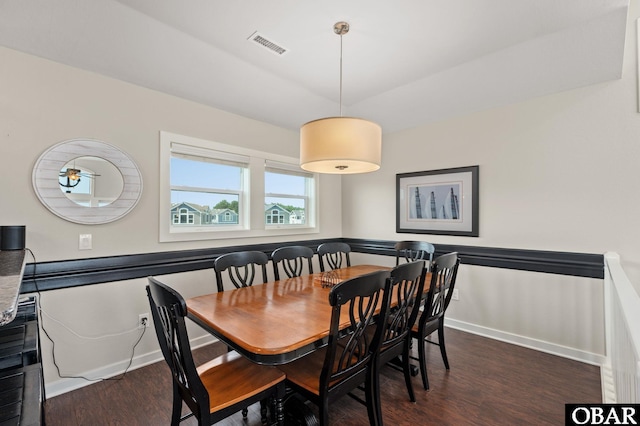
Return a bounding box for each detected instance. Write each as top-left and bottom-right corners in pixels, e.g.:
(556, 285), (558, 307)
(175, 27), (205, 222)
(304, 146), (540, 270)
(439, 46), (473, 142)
(445, 318), (606, 366)
(45, 334), (217, 398)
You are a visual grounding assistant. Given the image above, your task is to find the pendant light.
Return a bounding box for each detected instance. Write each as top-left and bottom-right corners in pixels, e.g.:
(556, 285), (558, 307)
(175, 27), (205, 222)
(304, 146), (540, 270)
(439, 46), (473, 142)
(300, 22), (382, 174)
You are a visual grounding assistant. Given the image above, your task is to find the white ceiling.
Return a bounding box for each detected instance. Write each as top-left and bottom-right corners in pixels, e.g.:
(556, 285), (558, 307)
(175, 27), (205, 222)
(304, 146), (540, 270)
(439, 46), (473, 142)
(0, 0), (630, 133)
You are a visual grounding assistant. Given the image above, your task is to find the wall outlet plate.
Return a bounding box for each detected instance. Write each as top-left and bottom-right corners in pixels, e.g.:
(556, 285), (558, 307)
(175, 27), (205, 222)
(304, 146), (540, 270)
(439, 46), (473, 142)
(138, 313), (149, 329)
(79, 234), (92, 250)
(452, 289), (459, 301)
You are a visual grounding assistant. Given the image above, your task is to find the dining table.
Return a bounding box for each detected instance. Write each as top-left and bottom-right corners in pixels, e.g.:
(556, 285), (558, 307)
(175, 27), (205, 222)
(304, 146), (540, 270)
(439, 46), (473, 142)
(186, 264), (391, 365)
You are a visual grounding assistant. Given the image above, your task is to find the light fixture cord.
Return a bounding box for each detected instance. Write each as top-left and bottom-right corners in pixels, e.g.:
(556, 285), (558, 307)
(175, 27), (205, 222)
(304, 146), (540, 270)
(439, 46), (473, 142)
(339, 32), (343, 117)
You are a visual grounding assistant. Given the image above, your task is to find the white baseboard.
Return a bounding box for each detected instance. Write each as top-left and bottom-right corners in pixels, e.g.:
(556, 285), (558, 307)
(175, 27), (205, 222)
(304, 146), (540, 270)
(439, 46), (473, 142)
(445, 318), (606, 366)
(45, 334), (217, 398)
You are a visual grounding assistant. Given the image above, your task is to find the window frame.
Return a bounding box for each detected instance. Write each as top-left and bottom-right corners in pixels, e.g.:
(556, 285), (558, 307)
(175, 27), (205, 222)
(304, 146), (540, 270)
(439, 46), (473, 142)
(264, 161), (314, 229)
(160, 131), (319, 242)
(170, 150), (248, 231)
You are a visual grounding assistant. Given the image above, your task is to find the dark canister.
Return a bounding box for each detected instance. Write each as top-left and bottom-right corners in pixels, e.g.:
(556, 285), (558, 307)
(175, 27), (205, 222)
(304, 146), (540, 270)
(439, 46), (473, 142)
(0, 226), (26, 250)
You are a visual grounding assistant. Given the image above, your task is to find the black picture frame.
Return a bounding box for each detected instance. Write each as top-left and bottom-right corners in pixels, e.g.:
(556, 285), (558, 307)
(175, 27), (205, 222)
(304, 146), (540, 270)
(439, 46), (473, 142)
(396, 165), (479, 237)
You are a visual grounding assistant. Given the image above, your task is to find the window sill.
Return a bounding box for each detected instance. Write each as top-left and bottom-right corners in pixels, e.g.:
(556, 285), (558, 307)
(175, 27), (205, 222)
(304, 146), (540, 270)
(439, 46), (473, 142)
(160, 226), (319, 243)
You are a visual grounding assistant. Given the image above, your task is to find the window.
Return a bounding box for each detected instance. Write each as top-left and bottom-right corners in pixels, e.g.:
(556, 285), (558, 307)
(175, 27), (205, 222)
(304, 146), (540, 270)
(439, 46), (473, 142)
(160, 132), (318, 242)
(265, 161), (313, 227)
(169, 146), (247, 230)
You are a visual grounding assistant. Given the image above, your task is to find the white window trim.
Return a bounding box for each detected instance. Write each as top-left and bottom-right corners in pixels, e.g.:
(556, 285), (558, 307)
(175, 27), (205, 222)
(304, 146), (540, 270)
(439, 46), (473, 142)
(160, 131), (319, 242)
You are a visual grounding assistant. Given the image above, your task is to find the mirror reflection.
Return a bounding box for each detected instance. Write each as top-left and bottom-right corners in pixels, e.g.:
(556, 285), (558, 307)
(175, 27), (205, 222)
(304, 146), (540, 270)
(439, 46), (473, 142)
(58, 156), (124, 207)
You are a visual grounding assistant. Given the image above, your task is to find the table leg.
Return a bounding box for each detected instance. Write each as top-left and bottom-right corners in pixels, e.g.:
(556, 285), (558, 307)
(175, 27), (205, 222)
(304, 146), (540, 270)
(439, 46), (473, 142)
(388, 355), (419, 376)
(283, 392), (319, 426)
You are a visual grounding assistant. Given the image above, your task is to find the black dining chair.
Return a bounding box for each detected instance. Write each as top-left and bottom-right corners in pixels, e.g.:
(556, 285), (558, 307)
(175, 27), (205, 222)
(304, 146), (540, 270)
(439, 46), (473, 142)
(146, 277), (286, 426)
(214, 250), (269, 292)
(277, 270), (391, 426)
(317, 242), (351, 272)
(372, 260), (426, 422)
(213, 250), (271, 418)
(410, 252), (460, 390)
(271, 245), (314, 280)
(394, 241), (435, 270)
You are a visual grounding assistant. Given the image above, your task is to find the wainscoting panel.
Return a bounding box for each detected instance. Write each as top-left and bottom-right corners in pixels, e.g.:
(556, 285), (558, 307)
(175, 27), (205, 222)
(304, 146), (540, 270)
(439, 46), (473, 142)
(21, 238), (603, 292)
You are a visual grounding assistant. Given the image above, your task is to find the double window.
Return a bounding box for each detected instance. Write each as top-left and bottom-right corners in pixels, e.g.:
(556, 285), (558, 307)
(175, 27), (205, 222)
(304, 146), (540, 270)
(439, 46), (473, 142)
(160, 132), (318, 242)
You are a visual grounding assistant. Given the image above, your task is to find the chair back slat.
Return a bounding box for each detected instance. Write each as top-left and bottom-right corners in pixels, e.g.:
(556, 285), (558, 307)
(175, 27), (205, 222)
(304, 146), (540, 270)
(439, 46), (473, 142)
(271, 246), (314, 280)
(419, 252), (460, 326)
(214, 251), (269, 292)
(394, 241), (435, 270)
(381, 260), (426, 350)
(317, 242), (351, 272)
(146, 278), (209, 422)
(321, 270), (390, 389)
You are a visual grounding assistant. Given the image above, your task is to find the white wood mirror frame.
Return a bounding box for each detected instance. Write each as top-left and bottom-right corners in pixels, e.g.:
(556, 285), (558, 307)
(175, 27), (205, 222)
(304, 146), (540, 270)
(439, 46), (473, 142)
(32, 139), (143, 224)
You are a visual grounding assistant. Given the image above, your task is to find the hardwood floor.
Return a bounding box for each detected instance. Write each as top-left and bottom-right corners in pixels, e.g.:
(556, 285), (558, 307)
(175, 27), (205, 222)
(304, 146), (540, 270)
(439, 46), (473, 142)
(44, 328), (601, 425)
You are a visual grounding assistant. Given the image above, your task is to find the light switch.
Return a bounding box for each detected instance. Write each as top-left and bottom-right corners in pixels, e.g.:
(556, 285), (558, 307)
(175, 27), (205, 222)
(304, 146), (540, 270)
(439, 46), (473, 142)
(79, 234), (92, 250)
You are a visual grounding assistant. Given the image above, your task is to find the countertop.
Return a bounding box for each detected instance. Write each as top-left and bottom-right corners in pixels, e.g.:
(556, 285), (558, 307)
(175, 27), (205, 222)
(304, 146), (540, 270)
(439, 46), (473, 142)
(0, 250), (27, 326)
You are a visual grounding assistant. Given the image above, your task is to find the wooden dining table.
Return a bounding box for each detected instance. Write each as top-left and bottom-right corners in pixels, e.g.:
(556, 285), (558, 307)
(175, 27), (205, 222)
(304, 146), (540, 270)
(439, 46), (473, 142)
(186, 264), (391, 365)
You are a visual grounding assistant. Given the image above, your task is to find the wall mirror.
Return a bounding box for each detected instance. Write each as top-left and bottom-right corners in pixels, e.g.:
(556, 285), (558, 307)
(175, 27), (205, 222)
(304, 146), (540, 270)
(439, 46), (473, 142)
(33, 139), (143, 224)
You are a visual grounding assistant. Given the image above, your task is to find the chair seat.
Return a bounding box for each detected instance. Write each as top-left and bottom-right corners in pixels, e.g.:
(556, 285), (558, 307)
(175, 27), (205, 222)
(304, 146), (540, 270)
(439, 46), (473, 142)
(411, 317), (438, 335)
(278, 349), (325, 395)
(278, 341), (365, 396)
(198, 351), (285, 413)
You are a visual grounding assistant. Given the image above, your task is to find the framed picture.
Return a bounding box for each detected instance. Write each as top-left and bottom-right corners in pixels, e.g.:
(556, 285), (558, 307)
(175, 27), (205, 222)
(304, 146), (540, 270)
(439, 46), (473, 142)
(396, 165), (479, 237)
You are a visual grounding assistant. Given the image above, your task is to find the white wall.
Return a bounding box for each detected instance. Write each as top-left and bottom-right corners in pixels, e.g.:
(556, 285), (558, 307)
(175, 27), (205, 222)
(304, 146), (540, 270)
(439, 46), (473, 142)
(0, 46), (342, 395)
(343, 3), (640, 361)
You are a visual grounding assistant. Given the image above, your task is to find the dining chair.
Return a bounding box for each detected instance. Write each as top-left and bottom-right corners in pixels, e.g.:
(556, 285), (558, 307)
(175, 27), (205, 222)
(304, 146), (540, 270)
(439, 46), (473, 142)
(317, 242), (351, 272)
(394, 241), (435, 270)
(410, 252), (460, 390)
(277, 269), (391, 426)
(214, 250), (269, 292)
(146, 277), (286, 426)
(271, 245), (314, 280)
(372, 260), (426, 423)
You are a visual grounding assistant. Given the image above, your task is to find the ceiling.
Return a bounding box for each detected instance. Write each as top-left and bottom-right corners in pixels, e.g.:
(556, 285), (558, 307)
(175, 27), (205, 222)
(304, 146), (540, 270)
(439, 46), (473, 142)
(0, 0), (630, 133)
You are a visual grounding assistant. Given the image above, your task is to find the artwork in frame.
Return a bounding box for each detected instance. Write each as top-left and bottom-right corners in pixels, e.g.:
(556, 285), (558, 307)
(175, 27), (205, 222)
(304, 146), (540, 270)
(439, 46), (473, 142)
(396, 166), (479, 237)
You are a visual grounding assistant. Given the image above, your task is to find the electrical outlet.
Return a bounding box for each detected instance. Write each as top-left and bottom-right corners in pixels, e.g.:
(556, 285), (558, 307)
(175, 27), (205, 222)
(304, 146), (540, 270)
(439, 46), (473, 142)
(79, 233), (92, 250)
(138, 313), (149, 329)
(451, 289), (459, 301)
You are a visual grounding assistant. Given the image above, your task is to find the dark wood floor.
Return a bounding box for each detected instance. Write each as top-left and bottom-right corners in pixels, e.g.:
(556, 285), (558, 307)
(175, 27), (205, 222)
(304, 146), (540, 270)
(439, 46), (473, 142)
(44, 328), (601, 425)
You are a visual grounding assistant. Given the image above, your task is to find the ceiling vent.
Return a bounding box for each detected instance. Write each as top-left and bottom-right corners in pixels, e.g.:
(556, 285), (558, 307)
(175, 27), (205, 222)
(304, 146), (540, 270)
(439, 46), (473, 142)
(248, 31), (288, 56)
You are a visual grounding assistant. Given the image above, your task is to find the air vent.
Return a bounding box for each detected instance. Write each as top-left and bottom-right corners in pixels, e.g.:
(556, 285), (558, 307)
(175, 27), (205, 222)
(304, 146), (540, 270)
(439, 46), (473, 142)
(247, 31), (288, 56)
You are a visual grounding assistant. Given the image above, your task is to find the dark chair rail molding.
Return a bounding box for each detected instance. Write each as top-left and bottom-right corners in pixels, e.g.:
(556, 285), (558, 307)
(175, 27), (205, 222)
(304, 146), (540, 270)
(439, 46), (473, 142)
(21, 239), (604, 293)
